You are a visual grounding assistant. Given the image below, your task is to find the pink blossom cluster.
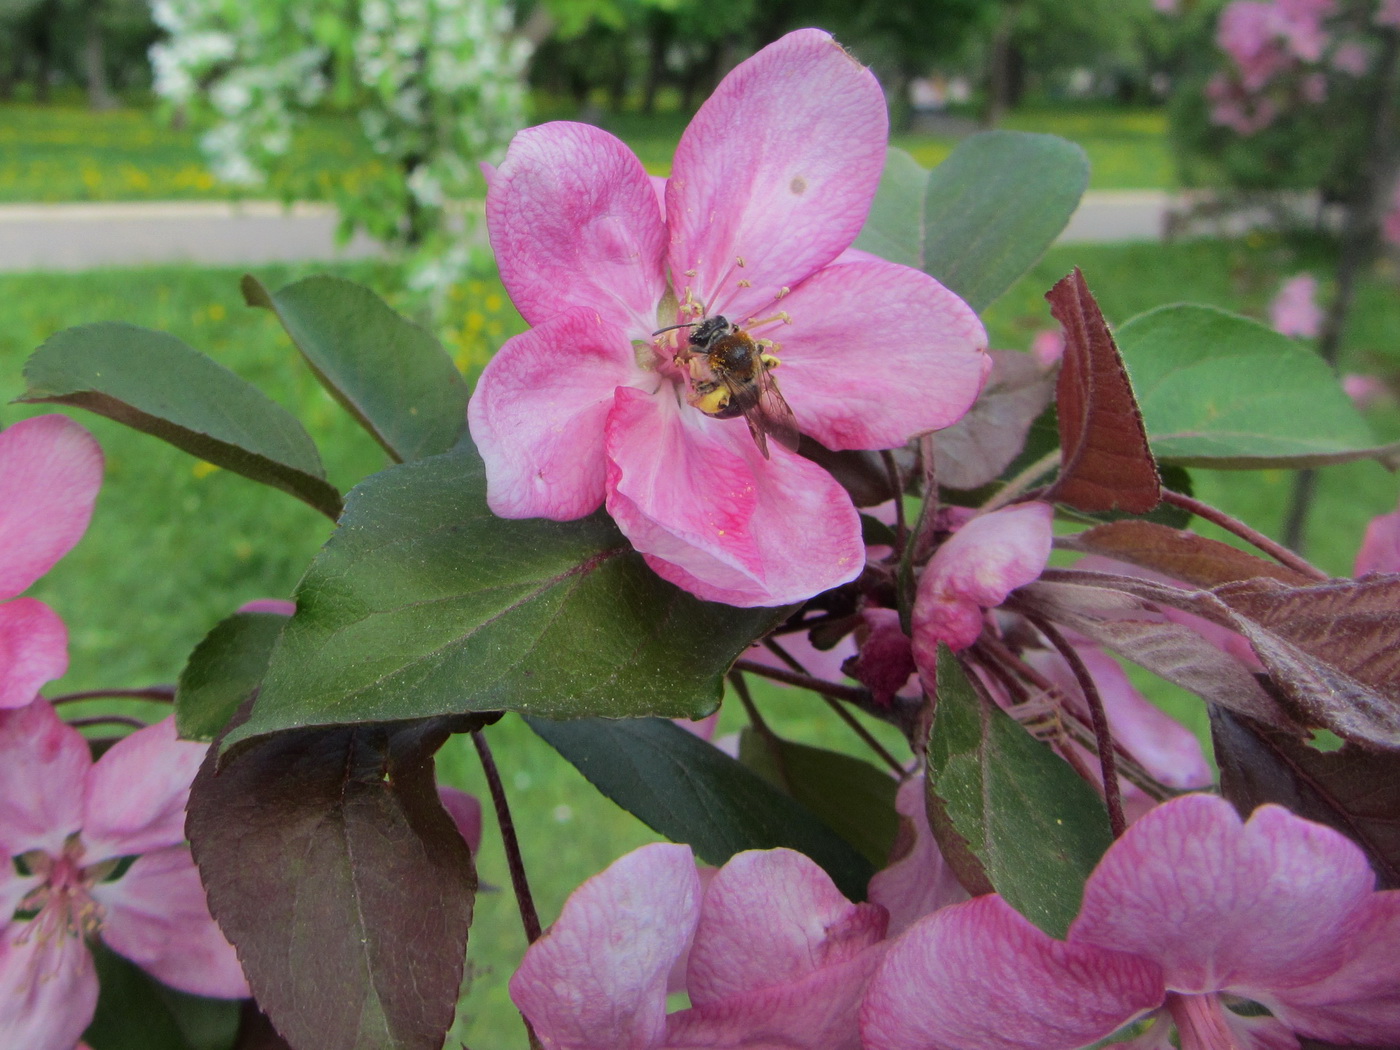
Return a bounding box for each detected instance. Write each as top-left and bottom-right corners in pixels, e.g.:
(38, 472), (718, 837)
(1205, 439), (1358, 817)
(1208, 0), (1378, 134)
(468, 29), (989, 608)
(512, 794), (1400, 1050)
(0, 414), (248, 1046)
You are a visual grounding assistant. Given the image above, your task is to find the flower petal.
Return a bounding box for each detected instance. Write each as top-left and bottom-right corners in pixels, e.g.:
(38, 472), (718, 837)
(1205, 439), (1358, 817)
(0, 699), (89, 856)
(666, 944), (885, 1050)
(1264, 891), (1400, 1046)
(82, 717), (208, 862)
(860, 895), (1163, 1050)
(765, 261), (989, 450)
(604, 386), (863, 606)
(0, 598), (68, 709)
(509, 843), (700, 1050)
(912, 502), (1054, 658)
(867, 776), (968, 939)
(1070, 795), (1376, 994)
(0, 415), (103, 601)
(438, 786), (483, 856)
(469, 309), (646, 521)
(686, 848), (885, 1008)
(667, 29), (888, 323)
(489, 122), (666, 333)
(1355, 501), (1400, 576)
(0, 926), (98, 1050)
(93, 845), (249, 998)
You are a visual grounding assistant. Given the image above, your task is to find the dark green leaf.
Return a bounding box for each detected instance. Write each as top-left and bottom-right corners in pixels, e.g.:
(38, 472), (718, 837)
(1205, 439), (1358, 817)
(226, 448), (785, 748)
(528, 716), (875, 901)
(22, 322), (341, 519)
(243, 275), (468, 463)
(1116, 305), (1400, 468)
(177, 612), (288, 742)
(83, 942), (198, 1050)
(738, 729), (899, 868)
(854, 133), (1089, 312)
(926, 646), (1112, 938)
(187, 716), (477, 1050)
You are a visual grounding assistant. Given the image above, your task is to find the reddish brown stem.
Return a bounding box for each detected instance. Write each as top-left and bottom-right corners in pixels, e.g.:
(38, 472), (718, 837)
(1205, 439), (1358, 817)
(472, 730), (541, 944)
(48, 686), (175, 704)
(732, 658), (870, 705)
(1160, 489), (1328, 581)
(1025, 615), (1127, 838)
(65, 715), (150, 731)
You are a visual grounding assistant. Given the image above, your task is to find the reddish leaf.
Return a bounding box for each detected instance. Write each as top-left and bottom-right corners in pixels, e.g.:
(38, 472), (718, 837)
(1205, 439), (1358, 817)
(933, 349), (1056, 490)
(1212, 707), (1400, 889)
(1062, 521), (1312, 589)
(1044, 270), (1160, 513)
(187, 716), (481, 1050)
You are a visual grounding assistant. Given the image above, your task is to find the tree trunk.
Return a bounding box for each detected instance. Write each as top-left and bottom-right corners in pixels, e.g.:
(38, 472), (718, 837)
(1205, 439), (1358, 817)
(641, 14), (672, 116)
(982, 2), (1021, 128)
(84, 0), (116, 111)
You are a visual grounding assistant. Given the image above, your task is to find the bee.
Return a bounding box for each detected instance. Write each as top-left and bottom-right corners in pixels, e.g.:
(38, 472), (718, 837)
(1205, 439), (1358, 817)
(655, 315), (801, 459)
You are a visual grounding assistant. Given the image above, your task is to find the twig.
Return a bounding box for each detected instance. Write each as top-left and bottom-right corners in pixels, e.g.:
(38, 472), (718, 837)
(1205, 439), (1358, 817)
(732, 659), (870, 705)
(1161, 488), (1328, 581)
(65, 715), (150, 732)
(471, 731), (541, 944)
(979, 448), (1060, 515)
(1024, 615), (1127, 838)
(48, 686), (175, 704)
(880, 450), (908, 555)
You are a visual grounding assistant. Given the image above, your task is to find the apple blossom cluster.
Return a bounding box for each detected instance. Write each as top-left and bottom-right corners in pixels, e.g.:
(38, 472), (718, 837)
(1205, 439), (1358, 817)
(468, 29), (990, 607)
(515, 796), (1400, 1050)
(150, 0), (530, 289)
(0, 416), (249, 1047)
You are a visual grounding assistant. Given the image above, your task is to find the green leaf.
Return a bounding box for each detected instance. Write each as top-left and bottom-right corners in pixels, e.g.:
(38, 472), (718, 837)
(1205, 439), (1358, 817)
(738, 729), (900, 868)
(856, 133), (1089, 313)
(84, 942), (200, 1050)
(1116, 304), (1400, 468)
(226, 448), (786, 748)
(176, 611), (288, 742)
(243, 275), (468, 463)
(528, 716), (875, 901)
(22, 322), (341, 519)
(926, 646), (1112, 938)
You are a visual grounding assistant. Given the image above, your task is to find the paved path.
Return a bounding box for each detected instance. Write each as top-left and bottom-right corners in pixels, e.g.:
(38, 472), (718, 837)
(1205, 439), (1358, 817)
(0, 190), (1216, 272)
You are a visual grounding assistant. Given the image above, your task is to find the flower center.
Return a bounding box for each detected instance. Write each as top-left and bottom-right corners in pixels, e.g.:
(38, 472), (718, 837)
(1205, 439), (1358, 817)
(12, 836), (107, 947)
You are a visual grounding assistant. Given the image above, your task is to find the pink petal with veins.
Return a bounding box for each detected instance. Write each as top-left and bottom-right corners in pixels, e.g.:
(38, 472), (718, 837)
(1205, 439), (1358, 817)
(0, 415), (103, 601)
(510, 843), (700, 1050)
(470, 309), (646, 521)
(666, 943), (886, 1050)
(82, 716), (208, 862)
(868, 776), (968, 938)
(1355, 502), (1400, 575)
(1071, 795), (1375, 994)
(489, 121), (666, 333)
(93, 845), (249, 998)
(1264, 891), (1400, 1045)
(912, 502), (1054, 658)
(438, 786), (483, 856)
(686, 848), (886, 1008)
(861, 894), (1163, 1050)
(0, 700), (89, 856)
(0, 598), (68, 709)
(667, 29), (887, 324)
(764, 261), (989, 451)
(0, 925), (98, 1050)
(605, 386), (862, 607)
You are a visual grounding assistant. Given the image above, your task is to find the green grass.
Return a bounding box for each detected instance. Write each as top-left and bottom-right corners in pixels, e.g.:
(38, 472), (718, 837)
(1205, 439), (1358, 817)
(3, 236), (1397, 1043)
(0, 98), (1173, 202)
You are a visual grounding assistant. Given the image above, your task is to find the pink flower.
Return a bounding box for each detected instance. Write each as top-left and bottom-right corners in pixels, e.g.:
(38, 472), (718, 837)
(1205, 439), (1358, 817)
(0, 416), (103, 710)
(844, 607), (917, 707)
(1031, 328), (1065, 368)
(911, 501), (1054, 666)
(860, 794), (1400, 1050)
(0, 702), (247, 1049)
(510, 843), (888, 1049)
(1205, 73), (1280, 134)
(1384, 178), (1400, 246)
(1342, 372), (1388, 412)
(1218, 3), (1292, 91)
(1331, 39), (1371, 75)
(1355, 497), (1400, 575)
(1379, 0), (1400, 26)
(468, 29), (989, 607)
(1268, 273), (1322, 339)
(868, 777), (968, 938)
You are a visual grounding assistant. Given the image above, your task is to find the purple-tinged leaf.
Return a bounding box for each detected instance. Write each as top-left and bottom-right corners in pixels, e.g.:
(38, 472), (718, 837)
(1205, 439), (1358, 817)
(799, 442), (912, 507)
(234, 1004), (296, 1050)
(926, 645), (1112, 938)
(187, 716), (480, 1050)
(21, 322), (342, 520)
(933, 349), (1056, 491)
(1061, 521), (1312, 589)
(1044, 270), (1160, 514)
(1212, 707), (1400, 889)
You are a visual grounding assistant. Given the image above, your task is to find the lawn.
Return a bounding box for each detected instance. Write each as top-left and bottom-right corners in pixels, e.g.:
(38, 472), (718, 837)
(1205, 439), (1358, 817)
(2, 236), (1396, 1043)
(0, 98), (1173, 202)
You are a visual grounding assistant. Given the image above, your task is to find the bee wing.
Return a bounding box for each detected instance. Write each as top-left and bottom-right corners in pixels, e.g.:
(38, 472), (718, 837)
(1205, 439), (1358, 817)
(752, 371), (801, 455)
